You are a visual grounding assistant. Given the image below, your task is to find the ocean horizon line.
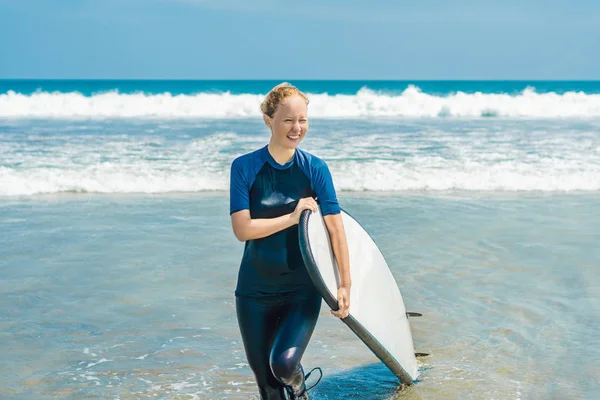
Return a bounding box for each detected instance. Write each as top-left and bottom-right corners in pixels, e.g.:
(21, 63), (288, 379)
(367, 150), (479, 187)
(2, 78), (600, 82)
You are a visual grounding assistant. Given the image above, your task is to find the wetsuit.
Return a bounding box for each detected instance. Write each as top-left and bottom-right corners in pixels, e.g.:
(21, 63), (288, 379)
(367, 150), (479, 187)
(229, 145), (340, 399)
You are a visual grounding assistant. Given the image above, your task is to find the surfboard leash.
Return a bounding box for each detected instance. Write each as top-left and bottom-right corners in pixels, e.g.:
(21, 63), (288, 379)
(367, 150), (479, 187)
(305, 367), (323, 391)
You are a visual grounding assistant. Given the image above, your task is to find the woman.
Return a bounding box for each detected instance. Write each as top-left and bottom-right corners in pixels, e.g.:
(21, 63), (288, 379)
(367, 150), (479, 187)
(229, 82), (351, 399)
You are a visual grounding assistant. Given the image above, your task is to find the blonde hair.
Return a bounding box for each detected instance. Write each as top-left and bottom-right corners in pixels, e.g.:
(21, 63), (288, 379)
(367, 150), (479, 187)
(260, 82), (309, 118)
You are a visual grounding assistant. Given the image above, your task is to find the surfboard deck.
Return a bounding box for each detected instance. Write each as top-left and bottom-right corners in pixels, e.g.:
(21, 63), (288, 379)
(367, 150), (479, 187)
(298, 208), (419, 385)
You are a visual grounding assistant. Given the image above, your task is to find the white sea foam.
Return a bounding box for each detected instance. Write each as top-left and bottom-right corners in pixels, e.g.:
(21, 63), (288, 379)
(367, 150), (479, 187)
(1, 155), (598, 195)
(2, 86), (600, 119)
(2, 126), (599, 196)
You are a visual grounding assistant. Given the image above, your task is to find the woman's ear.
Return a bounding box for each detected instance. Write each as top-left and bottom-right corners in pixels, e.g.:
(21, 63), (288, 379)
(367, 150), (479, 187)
(263, 114), (272, 130)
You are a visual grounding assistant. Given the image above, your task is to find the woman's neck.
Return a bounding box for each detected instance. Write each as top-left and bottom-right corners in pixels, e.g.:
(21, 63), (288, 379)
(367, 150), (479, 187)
(267, 142), (295, 166)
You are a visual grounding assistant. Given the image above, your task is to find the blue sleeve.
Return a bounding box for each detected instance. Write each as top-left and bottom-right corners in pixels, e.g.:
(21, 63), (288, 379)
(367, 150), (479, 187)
(230, 157), (250, 215)
(312, 159), (341, 216)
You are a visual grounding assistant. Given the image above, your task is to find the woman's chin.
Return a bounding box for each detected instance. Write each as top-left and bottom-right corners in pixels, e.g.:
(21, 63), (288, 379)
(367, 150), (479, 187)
(271, 135), (303, 149)
(285, 137), (303, 148)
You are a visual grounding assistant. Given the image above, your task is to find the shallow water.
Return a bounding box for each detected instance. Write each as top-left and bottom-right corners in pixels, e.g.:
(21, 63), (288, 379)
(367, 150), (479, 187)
(2, 192), (598, 399)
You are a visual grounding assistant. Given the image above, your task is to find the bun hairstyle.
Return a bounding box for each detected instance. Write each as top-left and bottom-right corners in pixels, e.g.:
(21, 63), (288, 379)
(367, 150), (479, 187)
(260, 82), (309, 118)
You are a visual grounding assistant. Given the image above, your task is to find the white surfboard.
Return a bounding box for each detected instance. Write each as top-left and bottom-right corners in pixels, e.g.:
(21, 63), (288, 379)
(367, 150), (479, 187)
(298, 208), (419, 384)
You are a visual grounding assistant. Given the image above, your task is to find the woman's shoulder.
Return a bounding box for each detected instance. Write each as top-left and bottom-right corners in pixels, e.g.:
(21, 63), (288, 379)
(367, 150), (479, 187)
(296, 147), (329, 169)
(231, 145), (267, 167)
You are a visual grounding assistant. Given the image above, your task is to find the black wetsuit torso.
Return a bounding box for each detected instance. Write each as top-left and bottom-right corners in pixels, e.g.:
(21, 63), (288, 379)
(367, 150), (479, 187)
(230, 144), (340, 298)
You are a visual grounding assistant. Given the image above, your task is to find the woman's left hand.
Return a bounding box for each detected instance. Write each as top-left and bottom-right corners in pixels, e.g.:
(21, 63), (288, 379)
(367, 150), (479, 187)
(331, 285), (351, 319)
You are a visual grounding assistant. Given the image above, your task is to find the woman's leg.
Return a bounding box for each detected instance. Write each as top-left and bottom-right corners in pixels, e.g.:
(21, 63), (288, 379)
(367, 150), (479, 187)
(269, 290), (322, 396)
(236, 296), (287, 400)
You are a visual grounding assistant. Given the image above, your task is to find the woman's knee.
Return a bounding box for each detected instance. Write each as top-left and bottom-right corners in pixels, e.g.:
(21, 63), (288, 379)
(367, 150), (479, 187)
(270, 347), (299, 382)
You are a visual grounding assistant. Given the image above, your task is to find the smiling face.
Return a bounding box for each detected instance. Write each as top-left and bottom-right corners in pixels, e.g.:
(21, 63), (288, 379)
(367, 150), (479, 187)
(264, 94), (309, 150)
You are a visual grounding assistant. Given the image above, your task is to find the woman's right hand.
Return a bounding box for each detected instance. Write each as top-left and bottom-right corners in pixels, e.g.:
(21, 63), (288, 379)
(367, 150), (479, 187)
(290, 197), (319, 224)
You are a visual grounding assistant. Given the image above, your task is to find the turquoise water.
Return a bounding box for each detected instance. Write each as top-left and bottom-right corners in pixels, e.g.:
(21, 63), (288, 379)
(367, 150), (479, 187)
(3, 79), (600, 96)
(1, 80), (600, 399)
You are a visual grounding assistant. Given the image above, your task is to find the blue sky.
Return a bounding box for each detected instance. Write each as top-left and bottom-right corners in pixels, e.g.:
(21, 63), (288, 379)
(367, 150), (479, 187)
(0, 0), (598, 79)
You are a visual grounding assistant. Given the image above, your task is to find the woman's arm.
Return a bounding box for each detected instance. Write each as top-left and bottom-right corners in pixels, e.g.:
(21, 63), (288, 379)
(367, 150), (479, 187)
(231, 198), (318, 242)
(231, 210), (295, 242)
(324, 213), (351, 318)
